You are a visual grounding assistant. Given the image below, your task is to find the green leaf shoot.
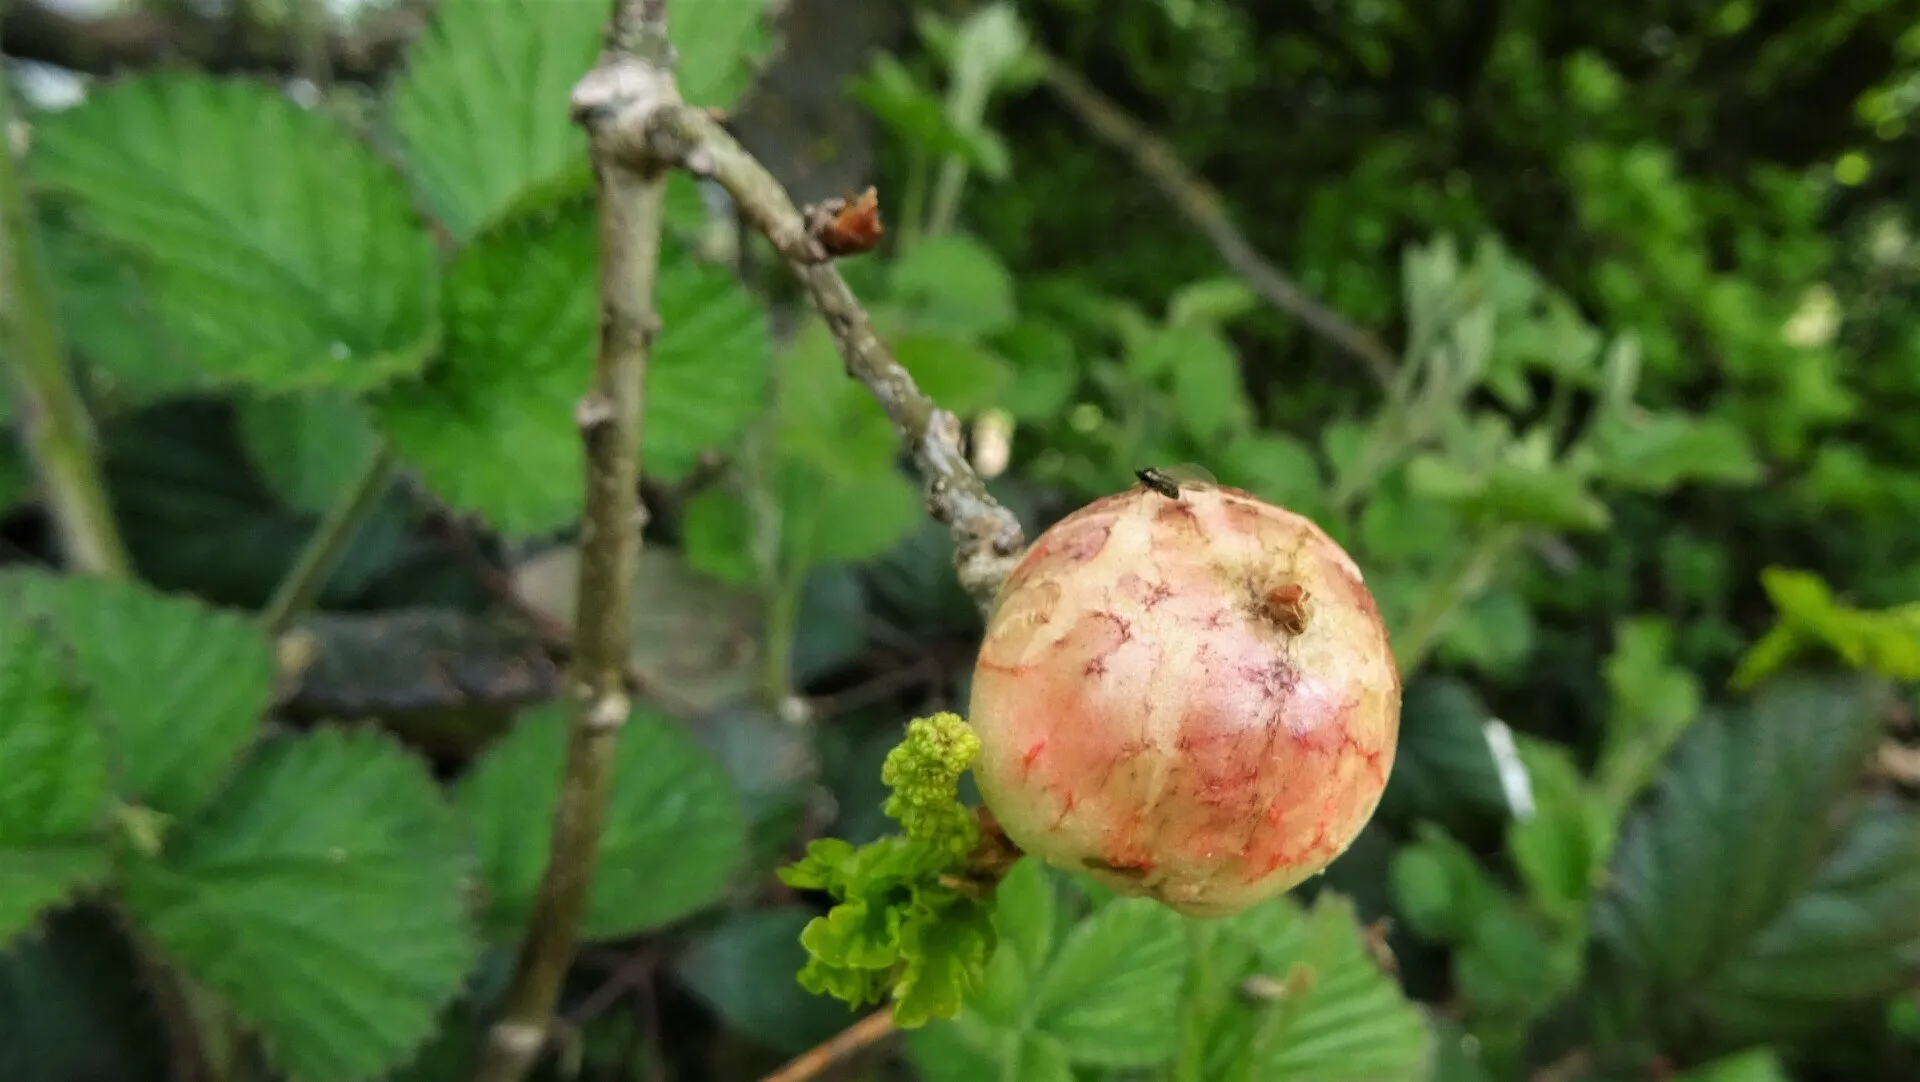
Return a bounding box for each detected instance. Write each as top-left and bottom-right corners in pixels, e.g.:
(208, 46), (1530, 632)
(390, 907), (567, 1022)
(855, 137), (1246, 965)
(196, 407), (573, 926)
(778, 712), (997, 1027)
(30, 73), (441, 393)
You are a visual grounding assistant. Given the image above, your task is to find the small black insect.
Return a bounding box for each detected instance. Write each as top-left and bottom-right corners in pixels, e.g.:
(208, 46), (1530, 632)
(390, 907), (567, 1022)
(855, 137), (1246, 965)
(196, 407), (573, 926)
(1136, 467), (1184, 499)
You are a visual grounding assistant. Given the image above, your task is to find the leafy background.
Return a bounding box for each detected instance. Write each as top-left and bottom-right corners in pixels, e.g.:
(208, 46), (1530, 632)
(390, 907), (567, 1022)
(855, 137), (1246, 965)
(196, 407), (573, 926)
(3, 0), (1920, 1080)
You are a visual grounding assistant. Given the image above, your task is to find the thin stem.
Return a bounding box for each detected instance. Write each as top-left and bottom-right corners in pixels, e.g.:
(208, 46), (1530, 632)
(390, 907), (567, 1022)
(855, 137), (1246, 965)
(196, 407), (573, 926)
(1038, 56), (1396, 386)
(1393, 524), (1524, 675)
(0, 90), (131, 577)
(259, 440), (399, 636)
(638, 106), (1028, 607)
(471, 3), (672, 1079)
(758, 1009), (897, 1082)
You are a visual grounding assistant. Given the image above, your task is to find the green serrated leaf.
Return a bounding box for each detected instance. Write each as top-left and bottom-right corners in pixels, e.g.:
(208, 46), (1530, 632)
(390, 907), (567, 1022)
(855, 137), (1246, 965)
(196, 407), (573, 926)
(1691, 802), (1920, 1042)
(1589, 674), (1900, 1047)
(122, 728), (479, 1082)
(460, 702), (746, 940)
(0, 611), (112, 945)
(888, 235), (1016, 339)
(39, 210), (202, 401)
(993, 857), (1059, 978)
(31, 73), (439, 393)
(377, 196), (768, 534)
(894, 900), (998, 1028)
(390, 0), (767, 239)
(1208, 894), (1433, 1081)
(0, 569), (274, 819)
(670, 0), (773, 106)
(387, 0), (602, 239)
(1030, 898), (1187, 1065)
(239, 391), (384, 515)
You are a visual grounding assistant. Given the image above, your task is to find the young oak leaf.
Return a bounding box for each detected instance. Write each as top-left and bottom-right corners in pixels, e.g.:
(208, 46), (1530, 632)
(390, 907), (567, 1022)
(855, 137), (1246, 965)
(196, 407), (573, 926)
(779, 713), (997, 1027)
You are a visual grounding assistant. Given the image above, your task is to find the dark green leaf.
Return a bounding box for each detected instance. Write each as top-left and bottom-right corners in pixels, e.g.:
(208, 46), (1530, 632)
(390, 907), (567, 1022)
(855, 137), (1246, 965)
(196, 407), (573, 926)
(0, 568), (274, 819)
(1589, 675), (1897, 1046)
(1378, 677), (1508, 825)
(377, 196), (768, 534)
(1030, 898), (1187, 1065)
(122, 728), (479, 1081)
(239, 391), (384, 515)
(460, 703), (747, 940)
(0, 609), (110, 945)
(0, 906), (171, 1082)
(1208, 893), (1433, 1081)
(1690, 801), (1920, 1043)
(32, 73), (439, 392)
(102, 400), (420, 608)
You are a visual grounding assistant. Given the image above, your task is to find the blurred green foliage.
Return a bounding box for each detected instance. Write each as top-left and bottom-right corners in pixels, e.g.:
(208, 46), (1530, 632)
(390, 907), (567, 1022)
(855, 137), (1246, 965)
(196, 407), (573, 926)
(3, 0), (1920, 1080)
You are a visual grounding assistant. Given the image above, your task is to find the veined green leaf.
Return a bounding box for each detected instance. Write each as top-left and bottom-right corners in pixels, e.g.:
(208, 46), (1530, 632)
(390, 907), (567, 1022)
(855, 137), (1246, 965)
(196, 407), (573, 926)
(377, 195), (768, 535)
(239, 391), (385, 515)
(31, 73), (440, 393)
(0, 569), (274, 820)
(122, 728), (479, 1081)
(389, 0), (767, 239)
(0, 610), (111, 946)
(459, 702), (747, 940)
(1589, 675), (1903, 1047)
(1029, 898), (1187, 1066)
(1207, 894), (1433, 1081)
